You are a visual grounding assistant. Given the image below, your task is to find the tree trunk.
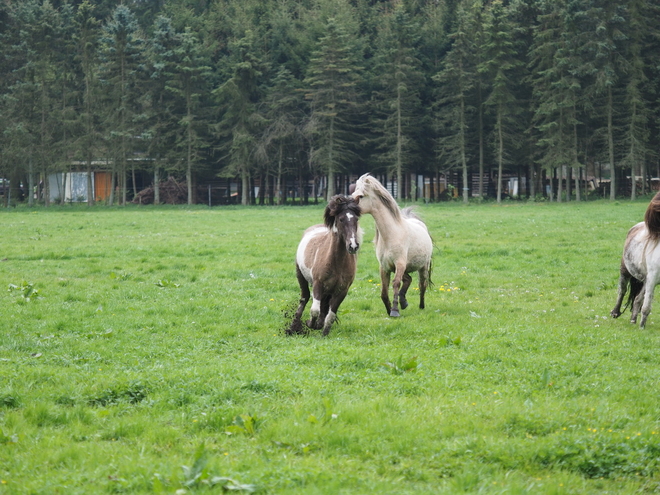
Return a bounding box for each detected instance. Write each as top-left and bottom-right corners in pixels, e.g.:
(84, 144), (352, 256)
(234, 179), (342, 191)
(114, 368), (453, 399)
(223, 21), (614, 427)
(86, 161), (93, 206)
(608, 86), (616, 200)
(109, 168), (116, 206)
(573, 108), (580, 201)
(153, 166), (160, 205)
(241, 169), (249, 205)
(496, 111), (503, 203)
(276, 142), (283, 205)
(460, 97), (468, 204)
(396, 83), (403, 202)
(326, 117), (335, 202)
(478, 79), (485, 199)
(28, 153), (34, 207)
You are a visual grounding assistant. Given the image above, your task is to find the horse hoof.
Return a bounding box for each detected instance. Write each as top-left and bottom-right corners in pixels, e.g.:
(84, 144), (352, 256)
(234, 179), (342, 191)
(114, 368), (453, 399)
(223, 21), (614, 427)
(400, 300), (408, 310)
(390, 310), (400, 317)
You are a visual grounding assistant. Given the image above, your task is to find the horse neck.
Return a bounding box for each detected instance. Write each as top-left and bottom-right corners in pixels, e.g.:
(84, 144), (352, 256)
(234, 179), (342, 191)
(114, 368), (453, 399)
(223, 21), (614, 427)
(368, 201), (404, 242)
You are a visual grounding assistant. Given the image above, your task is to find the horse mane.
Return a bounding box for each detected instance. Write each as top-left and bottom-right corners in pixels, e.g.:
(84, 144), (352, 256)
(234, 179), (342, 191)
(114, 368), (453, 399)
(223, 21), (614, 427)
(359, 175), (402, 222)
(644, 191), (660, 240)
(324, 195), (361, 229)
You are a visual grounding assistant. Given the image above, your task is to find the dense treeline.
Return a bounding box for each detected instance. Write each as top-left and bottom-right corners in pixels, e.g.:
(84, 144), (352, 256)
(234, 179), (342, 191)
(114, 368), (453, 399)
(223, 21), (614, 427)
(1, 0), (659, 206)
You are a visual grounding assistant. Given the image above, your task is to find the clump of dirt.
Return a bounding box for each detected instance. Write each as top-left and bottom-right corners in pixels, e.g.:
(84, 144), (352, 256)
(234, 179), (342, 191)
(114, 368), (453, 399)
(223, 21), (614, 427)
(281, 302), (309, 336)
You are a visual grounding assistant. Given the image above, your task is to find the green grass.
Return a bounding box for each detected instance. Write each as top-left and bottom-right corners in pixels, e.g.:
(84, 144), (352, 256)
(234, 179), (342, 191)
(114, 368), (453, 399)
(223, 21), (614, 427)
(1, 200), (660, 494)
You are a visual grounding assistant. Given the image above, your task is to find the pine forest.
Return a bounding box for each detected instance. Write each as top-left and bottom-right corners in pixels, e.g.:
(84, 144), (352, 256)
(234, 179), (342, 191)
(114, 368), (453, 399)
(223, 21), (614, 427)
(1, 0), (660, 206)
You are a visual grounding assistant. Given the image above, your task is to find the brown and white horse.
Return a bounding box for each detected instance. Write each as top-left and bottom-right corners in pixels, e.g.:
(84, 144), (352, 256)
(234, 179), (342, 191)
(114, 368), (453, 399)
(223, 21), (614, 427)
(352, 174), (433, 317)
(611, 191), (660, 328)
(287, 195), (362, 336)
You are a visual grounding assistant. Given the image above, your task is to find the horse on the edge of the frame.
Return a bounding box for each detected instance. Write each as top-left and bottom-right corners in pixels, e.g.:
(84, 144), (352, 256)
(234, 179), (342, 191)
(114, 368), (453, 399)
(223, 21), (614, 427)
(611, 191), (660, 328)
(287, 195), (362, 336)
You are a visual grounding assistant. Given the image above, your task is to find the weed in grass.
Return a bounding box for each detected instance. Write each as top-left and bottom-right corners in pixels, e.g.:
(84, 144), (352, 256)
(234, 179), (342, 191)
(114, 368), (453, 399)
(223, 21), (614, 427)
(381, 355), (420, 374)
(7, 281), (39, 301)
(225, 413), (261, 436)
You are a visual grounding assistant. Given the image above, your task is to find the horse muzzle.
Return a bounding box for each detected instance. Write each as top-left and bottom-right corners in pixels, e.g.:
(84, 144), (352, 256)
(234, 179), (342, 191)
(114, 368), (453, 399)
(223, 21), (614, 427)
(347, 243), (360, 255)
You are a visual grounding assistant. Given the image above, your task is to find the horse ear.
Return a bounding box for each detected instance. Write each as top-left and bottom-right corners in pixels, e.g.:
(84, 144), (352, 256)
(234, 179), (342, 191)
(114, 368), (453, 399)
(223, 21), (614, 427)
(324, 199), (337, 228)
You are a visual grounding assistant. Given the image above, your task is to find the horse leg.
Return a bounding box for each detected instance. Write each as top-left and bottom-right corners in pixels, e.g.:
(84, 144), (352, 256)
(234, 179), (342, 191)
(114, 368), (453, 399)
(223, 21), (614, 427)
(418, 265), (430, 310)
(380, 267), (392, 316)
(288, 266), (311, 335)
(631, 287), (644, 324)
(316, 296), (330, 330)
(322, 292), (347, 337)
(399, 273), (412, 310)
(307, 283), (324, 329)
(611, 265), (630, 318)
(390, 263), (406, 318)
(639, 278), (657, 328)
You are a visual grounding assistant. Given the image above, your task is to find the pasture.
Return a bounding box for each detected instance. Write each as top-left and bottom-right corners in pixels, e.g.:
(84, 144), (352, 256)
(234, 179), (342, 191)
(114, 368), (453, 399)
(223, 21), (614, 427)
(1, 200), (660, 494)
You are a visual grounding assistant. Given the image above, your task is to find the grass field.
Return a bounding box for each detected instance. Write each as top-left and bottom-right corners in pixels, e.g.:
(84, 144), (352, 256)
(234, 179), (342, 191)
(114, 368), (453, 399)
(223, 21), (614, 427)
(1, 199), (660, 494)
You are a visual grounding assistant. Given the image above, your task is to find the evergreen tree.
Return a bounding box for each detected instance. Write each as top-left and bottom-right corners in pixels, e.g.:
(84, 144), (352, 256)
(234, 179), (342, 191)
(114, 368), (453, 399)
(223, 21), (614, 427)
(213, 29), (266, 205)
(530, 0), (576, 202)
(580, 0), (626, 200)
(434, 0), (477, 204)
(371, 4), (424, 201)
(99, 4), (145, 205)
(2, 1), (39, 205)
(621, 0), (653, 199)
(467, 0), (488, 199)
(55, 3), (79, 202)
(169, 26), (211, 204)
(75, 0), (101, 205)
(32, 0), (62, 205)
(3, 0), (69, 206)
(479, 0), (523, 203)
(304, 17), (362, 201)
(262, 67), (305, 205)
(145, 15), (179, 205)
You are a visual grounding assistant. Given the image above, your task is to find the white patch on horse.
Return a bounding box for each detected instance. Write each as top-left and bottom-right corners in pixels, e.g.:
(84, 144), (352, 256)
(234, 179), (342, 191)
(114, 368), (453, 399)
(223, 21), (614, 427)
(296, 226), (326, 283)
(346, 212), (354, 221)
(311, 298), (321, 317)
(349, 234), (357, 250)
(324, 310), (336, 327)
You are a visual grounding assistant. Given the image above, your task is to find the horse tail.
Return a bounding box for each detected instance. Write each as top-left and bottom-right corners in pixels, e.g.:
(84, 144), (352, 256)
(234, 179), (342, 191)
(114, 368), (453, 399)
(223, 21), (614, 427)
(401, 206), (420, 220)
(623, 276), (644, 313)
(427, 256), (434, 287)
(644, 191), (660, 240)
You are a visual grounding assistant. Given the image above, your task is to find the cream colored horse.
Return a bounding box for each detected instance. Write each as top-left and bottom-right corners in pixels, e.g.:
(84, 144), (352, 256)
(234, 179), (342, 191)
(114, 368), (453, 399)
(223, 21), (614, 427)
(352, 174), (433, 317)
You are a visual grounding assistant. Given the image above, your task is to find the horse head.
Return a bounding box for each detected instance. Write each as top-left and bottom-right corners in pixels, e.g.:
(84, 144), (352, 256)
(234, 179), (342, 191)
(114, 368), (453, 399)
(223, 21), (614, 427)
(325, 195), (362, 255)
(351, 174), (373, 212)
(645, 191), (660, 240)
(352, 173), (401, 220)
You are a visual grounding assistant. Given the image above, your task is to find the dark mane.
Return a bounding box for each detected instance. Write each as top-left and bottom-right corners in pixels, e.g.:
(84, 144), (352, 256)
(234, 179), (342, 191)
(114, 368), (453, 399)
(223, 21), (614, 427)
(324, 195), (361, 229)
(645, 191), (660, 240)
(361, 175), (402, 221)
